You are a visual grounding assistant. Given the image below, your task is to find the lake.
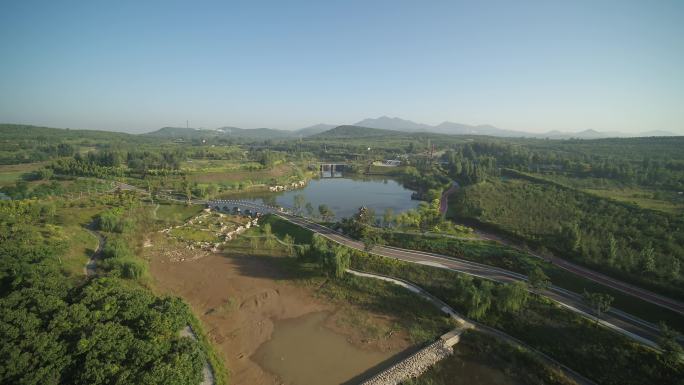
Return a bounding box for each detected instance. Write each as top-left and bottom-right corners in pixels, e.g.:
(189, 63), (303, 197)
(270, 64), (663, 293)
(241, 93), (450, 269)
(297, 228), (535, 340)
(241, 176), (421, 219)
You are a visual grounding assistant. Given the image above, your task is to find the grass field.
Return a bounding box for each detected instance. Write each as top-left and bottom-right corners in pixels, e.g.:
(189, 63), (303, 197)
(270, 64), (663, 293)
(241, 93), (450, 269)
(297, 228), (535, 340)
(189, 163), (295, 183)
(0, 161), (50, 186)
(583, 187), (683, 214)
(155, 202), (204, 225)
(529, 172), (684, 214)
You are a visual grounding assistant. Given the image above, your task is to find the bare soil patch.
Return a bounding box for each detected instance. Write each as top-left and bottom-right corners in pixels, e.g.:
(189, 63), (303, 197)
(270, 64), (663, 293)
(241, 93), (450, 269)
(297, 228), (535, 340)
(147, 238), (410, 385)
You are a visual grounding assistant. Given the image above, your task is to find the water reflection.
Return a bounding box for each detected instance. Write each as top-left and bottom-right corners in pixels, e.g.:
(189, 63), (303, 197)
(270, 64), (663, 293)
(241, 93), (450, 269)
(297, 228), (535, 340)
(239, 176), (420, 219)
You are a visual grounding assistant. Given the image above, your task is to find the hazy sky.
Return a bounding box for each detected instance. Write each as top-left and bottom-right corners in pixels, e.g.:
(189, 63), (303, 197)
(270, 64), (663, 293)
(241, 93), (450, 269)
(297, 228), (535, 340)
(1, 0), (683, 134)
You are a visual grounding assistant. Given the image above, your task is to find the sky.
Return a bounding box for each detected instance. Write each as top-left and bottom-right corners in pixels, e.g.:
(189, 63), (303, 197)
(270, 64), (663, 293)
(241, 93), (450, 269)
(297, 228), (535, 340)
(1, 0), (683, 134)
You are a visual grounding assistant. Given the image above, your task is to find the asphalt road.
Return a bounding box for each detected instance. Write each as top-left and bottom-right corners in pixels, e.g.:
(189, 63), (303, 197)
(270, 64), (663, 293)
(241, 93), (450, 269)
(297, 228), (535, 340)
(277, 212), (664, 349)
(127, 194), (671, 348)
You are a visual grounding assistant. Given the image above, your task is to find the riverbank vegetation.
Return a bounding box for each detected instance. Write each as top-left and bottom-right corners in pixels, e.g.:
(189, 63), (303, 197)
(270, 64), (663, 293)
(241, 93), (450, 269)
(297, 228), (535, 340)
(405, 330), (577, 385)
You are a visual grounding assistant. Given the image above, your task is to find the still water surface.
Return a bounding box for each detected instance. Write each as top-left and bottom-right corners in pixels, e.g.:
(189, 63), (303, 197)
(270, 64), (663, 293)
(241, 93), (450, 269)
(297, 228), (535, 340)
(242, 176), (420, 219)
(252, 312), (397, 385)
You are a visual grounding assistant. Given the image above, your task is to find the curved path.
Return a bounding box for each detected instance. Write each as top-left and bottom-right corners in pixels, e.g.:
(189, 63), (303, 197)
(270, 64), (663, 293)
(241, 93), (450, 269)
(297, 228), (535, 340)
(83, 221), (104, 277)
(115, 179), (684, 314)
(348, 269), (596, 385)
(82, 221), (215, 385)
(212, 200), (665, 349)
(284, 212), (663, 348)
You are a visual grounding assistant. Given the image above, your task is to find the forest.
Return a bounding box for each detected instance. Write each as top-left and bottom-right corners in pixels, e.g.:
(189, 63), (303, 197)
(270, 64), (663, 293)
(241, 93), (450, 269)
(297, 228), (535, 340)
(0, 198), (209, 385)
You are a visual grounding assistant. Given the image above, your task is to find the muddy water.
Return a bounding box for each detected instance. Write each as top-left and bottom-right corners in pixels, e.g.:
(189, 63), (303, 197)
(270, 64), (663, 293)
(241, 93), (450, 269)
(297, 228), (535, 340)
(252, 312), (397, 385)
(441, 359), (521, 385)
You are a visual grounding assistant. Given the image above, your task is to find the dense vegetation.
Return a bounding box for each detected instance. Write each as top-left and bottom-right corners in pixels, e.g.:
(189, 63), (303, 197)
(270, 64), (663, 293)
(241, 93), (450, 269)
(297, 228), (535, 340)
(405, 330), (576, 385)
(0, 199), (210, 385)
(451, 175), (684, 299)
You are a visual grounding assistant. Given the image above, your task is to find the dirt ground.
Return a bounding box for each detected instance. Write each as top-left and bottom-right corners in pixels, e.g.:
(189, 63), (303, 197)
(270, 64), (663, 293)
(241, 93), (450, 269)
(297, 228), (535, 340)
(146, 236), (410, 385)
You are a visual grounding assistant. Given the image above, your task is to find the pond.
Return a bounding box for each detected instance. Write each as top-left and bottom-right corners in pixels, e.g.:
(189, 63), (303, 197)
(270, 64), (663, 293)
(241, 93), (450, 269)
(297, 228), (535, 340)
(240, 176), (421, 219)
(252, 312), (400, 385)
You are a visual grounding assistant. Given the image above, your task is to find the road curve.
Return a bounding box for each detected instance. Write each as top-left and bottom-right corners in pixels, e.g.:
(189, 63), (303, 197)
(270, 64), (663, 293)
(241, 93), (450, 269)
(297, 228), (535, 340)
(268, 210), (664, 349)
(349, 269), (597, 385)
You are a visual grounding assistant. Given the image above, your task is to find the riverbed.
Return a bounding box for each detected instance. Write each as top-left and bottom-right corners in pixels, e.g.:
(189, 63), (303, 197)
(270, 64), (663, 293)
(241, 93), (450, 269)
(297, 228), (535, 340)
(252, 312), (400, 385)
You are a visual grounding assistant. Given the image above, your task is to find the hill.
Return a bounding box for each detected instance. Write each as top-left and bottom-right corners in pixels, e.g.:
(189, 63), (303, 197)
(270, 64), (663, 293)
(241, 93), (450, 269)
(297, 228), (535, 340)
(310, 125), (406, 139)
(0, 123), (134, 141)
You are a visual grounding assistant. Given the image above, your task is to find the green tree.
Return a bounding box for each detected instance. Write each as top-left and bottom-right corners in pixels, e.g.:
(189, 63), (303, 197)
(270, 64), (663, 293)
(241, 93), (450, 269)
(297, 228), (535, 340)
(582, 290), (614, 323)
(641, 246), (656, 272)
(323, 247), (350, 279)
(383, 208), (394, 228)
(318, 204), (335, 221)
(496, 281), (529, 313)
(250, 237), (260, 251)
(283, 234), (295, 256)
(465, 281), (493, 320)
(527, 266), (550, 290)
(658, 322), (683, 366)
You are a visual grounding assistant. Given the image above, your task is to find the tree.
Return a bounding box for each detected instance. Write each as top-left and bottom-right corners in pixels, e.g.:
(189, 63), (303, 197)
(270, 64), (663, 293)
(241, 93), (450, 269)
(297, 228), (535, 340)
(527, 266), (550, 290)
(383, 208), (394, 228)
(640, 246), (656, 272)
(658, 322), (683, 366)
(318, 204), (334, 221)
(354, 206), (375, 225)
(362, 231), (384, 252)
(305, 202), (314, 217)
(250, 237), (260, 251)
(582, 290), (614, 323)
(322, 247), (350, 279)
(496, 281), (529, 313)
(293, 194), (306, 214)
(283, 234), (295, 256)
(465, 281), (493, 320)
(206, 184), (218, 200)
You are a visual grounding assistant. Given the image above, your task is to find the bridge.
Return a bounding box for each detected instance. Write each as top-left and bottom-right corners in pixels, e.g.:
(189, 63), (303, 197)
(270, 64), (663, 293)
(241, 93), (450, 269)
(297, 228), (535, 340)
(317, 162), (350, 177)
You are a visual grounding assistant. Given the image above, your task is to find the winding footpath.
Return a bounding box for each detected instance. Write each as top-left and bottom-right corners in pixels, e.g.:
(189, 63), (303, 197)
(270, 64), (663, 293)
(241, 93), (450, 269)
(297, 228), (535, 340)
(210, 199), (667, 349)
(348, 269), (596, 385)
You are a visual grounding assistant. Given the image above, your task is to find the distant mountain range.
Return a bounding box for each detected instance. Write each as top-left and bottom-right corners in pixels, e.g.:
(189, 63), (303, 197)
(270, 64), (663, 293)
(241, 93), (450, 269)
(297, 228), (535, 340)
(143, 116), (678, 140)
(350, 116), (678, 139)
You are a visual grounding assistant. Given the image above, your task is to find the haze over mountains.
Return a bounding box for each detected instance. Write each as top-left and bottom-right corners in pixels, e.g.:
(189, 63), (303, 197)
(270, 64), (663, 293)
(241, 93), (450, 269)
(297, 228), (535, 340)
(144, 116), (677, 140)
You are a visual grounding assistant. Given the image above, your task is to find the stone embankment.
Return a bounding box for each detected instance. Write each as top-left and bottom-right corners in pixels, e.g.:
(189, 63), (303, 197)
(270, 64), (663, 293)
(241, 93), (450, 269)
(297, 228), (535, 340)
(360, 339), (455, 385)
(268, 180), (306, 192)
(347, 269), (470, 385)
(160, 209), (259, 252)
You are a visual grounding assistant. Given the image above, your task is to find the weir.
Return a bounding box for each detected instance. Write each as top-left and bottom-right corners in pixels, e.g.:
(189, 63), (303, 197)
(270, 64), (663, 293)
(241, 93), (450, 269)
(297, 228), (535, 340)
(347, 269), (472, 385)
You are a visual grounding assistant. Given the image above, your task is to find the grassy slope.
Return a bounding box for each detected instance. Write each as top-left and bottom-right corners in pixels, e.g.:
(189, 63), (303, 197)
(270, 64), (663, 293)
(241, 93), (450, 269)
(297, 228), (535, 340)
(449, 176), (684, 301)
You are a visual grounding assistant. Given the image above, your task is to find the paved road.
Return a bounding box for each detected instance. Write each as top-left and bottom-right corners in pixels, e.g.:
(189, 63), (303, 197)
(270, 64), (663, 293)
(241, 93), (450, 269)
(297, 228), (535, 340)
(204, 201), (665, 350)
(440, 181), (684, 316)
(349, 269), (597, 385)
(122, 191), (672, 348)
(474, 229), (684, 316)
